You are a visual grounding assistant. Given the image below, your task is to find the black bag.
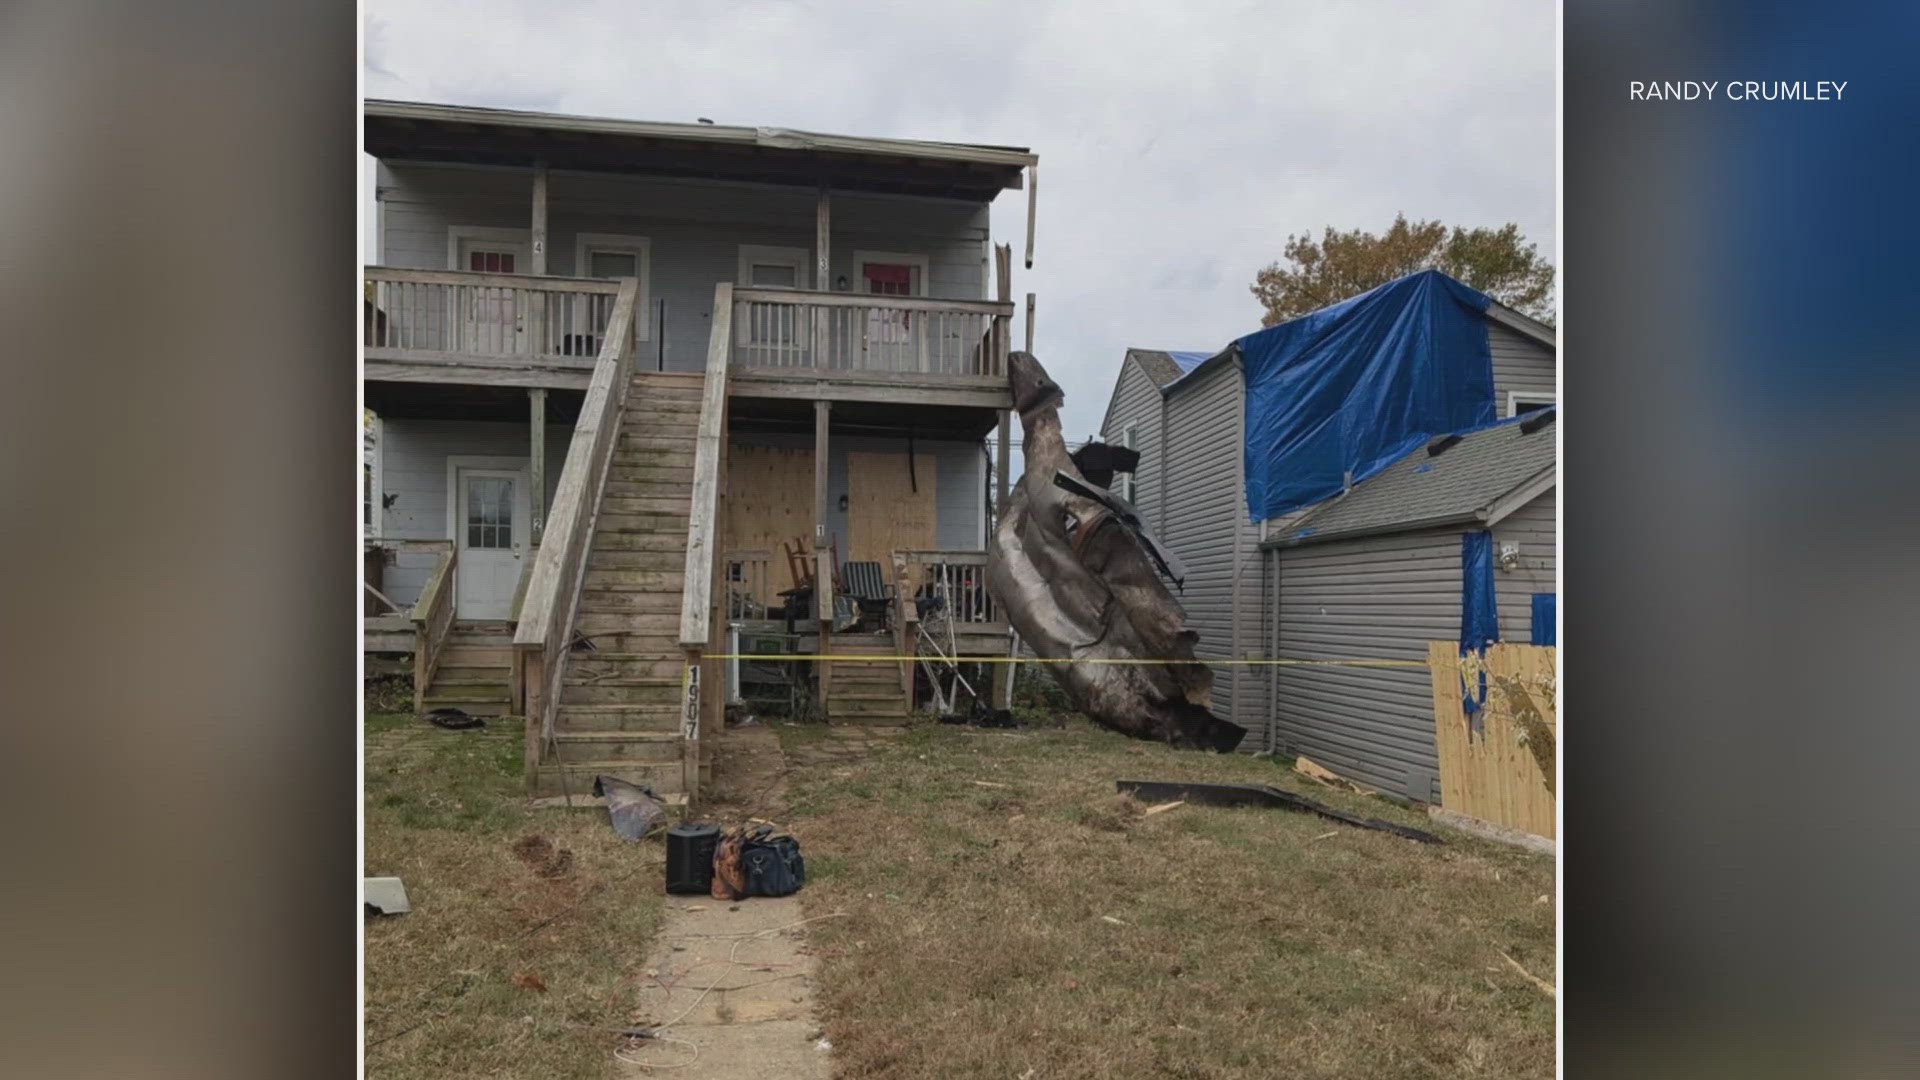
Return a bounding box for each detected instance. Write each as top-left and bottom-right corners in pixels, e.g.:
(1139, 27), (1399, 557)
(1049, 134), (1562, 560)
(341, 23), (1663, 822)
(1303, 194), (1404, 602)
(738, 825), (805, 897)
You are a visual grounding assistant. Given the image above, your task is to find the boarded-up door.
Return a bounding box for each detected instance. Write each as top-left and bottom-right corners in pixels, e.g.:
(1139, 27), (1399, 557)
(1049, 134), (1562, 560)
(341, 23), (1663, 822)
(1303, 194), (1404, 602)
(725, 445), (816, 607)
(847, 450), (936, 566)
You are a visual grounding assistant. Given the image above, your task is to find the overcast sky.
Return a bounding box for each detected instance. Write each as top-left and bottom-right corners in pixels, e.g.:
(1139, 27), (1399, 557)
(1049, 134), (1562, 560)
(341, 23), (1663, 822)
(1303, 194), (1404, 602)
(364, 0), (1554, 442)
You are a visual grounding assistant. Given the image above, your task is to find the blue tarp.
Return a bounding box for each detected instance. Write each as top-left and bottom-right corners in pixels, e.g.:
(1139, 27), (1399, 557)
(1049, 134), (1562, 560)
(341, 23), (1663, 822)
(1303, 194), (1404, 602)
(1239, 270), (1497, 521)
(1531, 593), (1557, 647)
(1163, 350), (1214, 384)
(1460, 531), (1500, 715)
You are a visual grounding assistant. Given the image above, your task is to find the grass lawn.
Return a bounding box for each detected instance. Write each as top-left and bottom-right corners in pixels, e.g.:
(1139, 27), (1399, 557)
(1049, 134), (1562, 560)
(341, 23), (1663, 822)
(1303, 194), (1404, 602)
(363, 712), (665, 1078)
(778, 718), (1555, 1079)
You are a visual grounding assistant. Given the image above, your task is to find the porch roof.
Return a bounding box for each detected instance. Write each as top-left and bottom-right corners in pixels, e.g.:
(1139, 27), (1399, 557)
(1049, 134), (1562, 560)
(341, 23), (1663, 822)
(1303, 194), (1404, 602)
(365, 99), (1033, 201)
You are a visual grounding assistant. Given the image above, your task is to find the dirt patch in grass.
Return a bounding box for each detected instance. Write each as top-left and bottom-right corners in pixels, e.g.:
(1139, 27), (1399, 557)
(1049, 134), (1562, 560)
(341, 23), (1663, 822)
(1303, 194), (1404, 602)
(364, 713), (665, 1078)
(779, 718), (1554, 1079)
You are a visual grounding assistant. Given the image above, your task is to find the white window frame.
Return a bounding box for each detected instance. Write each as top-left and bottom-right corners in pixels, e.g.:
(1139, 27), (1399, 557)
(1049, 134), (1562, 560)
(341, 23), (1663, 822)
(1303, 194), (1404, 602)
(1506, 391), (1558, 417)
(365, 415), (383, 537)
(573, 232), (652, 339)
(851, 250), (931, 297)
(737, 244), (813, 290)
(1117, 424), (1138, 502)
(445, 225), (532, 271)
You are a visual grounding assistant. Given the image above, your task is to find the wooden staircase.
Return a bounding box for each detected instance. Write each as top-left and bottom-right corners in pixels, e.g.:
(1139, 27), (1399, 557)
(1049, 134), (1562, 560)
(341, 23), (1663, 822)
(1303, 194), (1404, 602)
(420, 622), (514, 716)
(823, 631), (914, 723)
(531, 372), (705, 798)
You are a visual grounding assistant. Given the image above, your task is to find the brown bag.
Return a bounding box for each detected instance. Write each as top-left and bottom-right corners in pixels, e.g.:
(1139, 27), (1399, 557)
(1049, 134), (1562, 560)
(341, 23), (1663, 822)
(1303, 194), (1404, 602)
(710, 828), (748, 900)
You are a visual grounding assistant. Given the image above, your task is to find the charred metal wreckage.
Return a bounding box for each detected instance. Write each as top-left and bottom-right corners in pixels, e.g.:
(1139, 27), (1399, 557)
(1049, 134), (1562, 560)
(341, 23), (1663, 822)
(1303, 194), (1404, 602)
(986, 352), (1246, 752)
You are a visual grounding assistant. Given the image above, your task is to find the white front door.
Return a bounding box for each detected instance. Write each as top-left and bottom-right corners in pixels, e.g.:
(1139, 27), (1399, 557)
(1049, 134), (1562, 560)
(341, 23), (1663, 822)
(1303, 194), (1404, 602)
(453, 236), (531, 354)
(454, 466), (529, 619)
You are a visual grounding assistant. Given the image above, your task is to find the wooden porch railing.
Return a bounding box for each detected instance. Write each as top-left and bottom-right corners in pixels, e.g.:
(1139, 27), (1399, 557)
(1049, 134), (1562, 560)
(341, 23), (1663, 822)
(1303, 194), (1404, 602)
(678, 282), (734, 800)
(510, 277), (642, 778)
(409, 541), (457, 713)
(898, 550), (997, 624)
(365, 267), (628, 365)
(731, 288), (1013, 377)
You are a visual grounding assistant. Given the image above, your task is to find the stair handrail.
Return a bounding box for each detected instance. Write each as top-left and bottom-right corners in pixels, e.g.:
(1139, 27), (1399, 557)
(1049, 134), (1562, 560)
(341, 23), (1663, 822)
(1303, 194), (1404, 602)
(675, 282), (733, 800)
(410, 541), (457, 714)
(512, 276), (641, 748)
(680, 281), (732, 652)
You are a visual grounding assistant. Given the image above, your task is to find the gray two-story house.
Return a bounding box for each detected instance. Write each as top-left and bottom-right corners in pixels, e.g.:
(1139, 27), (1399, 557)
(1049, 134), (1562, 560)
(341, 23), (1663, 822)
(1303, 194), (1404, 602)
(1098, 278), (1556, 799)
(363, 100), (1036, 799)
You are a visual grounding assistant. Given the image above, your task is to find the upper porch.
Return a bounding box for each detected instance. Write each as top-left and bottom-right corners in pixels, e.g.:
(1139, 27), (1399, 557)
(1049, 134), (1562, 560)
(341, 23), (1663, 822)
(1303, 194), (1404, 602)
(364, 266), (1015, 410)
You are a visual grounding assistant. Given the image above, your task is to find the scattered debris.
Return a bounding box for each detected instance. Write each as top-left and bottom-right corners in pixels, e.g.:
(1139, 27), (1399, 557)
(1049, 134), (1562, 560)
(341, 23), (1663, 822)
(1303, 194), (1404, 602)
(593, 775), (668, 840)
(423, 706), (484, 730)
(1141, 800), (1186, 816)
(1100, 915), (1128, 926)
(1312, 830), (1339, 841)
(1115, 779), (1444, 844)
(815, 1038), (833, 1052)
(1295, 755), (1372, 794)
(363, 876), (411, 915)
(969, 780), (1012, 789)
(512, 972), (548, 993)
(939, 704), (1020, 728)
(1499, 951), (1556, 997)
(510, 834), (575, 879)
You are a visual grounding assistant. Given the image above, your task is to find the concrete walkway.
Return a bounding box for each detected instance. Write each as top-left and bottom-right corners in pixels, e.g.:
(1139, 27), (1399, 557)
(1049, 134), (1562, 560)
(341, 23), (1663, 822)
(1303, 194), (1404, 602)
(615, 724), (831, 1078)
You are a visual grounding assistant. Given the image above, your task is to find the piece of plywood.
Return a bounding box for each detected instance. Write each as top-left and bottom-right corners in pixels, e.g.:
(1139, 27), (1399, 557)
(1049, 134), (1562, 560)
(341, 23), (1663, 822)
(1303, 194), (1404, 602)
(725, 444), (816, 607)
(847, 449), (937, 567)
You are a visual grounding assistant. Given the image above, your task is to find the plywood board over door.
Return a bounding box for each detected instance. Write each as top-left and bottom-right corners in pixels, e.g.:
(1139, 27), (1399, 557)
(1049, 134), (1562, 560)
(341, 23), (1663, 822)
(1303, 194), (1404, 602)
(847, 450), (937, 568)
(724, 444), (816, 606)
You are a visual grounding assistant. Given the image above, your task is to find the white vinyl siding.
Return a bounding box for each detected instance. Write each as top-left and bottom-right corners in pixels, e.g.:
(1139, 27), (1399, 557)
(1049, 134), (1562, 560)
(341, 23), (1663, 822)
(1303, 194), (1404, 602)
(375, 419), (573, 607)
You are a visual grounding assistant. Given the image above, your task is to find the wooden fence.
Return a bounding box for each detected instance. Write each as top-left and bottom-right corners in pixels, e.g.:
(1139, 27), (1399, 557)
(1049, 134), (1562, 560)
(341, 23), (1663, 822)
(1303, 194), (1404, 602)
(1427, 642), (1558, 840)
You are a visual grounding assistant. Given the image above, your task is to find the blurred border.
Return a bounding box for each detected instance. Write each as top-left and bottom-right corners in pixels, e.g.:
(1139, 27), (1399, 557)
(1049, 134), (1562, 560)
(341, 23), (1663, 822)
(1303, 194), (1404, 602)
(0, 1), (357, 1076)
(1567, 2), (1920, 1074)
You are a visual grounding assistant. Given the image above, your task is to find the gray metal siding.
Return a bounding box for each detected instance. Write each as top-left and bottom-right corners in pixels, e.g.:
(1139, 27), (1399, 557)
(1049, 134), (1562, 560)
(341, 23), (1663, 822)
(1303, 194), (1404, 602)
(375, 419), (574, 607)
(1159, 361), (1265, 745)
(1489, 321), (1556, 408)
(1271, 529), (1462, 800)
(1097, 358), (1165, 527)
(1492, 488), (1556, 640)
(377, 161), (990, 372)
(1269, 486), (1555, 800)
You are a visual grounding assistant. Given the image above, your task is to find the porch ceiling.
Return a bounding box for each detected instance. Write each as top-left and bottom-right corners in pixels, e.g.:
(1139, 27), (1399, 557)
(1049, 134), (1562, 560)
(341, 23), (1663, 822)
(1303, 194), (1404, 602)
(365, 381), (585, 423)
(728, 396), (1000, 440)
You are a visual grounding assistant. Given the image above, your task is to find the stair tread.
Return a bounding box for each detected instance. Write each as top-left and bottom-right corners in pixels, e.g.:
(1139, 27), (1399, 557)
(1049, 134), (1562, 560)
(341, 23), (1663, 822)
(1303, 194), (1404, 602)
(552, 730), (681, 742)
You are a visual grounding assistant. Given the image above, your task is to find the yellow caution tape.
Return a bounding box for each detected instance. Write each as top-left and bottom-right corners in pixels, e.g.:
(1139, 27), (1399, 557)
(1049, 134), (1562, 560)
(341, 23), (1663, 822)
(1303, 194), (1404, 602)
(701, 653), (1429, 668)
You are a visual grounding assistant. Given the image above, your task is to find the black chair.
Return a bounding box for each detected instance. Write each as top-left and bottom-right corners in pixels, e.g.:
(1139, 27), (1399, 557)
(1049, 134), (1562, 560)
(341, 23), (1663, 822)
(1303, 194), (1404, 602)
(840, 561), (893, 630)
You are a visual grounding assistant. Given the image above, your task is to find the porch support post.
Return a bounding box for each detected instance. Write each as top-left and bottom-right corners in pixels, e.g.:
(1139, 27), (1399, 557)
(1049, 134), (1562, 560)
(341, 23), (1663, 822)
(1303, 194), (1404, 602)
(815, 187), (830, 290)
(529, 388), (547, 544)
(530, 161), (549, 275)
(814, 399), (833, 713)
(529, 161), (550, 356)
(813, 187), (832, 370)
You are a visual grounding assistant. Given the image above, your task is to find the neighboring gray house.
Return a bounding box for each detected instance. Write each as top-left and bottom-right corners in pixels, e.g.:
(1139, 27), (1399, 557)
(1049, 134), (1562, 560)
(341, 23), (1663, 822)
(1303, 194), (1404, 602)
(1097, 295), (1556, 760)
(1264, 411), (1556, 801)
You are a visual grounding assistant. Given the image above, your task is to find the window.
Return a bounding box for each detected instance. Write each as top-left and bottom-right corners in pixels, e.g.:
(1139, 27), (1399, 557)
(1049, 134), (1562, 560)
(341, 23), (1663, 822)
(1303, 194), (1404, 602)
(736, 246), (811, 357)
(737, 245), (810, 290)
(1507, 392), (1556, 417)
(1117, 424), (1138, 502)
(465, 476), (516, 550)
(574, 233), (652, 340)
